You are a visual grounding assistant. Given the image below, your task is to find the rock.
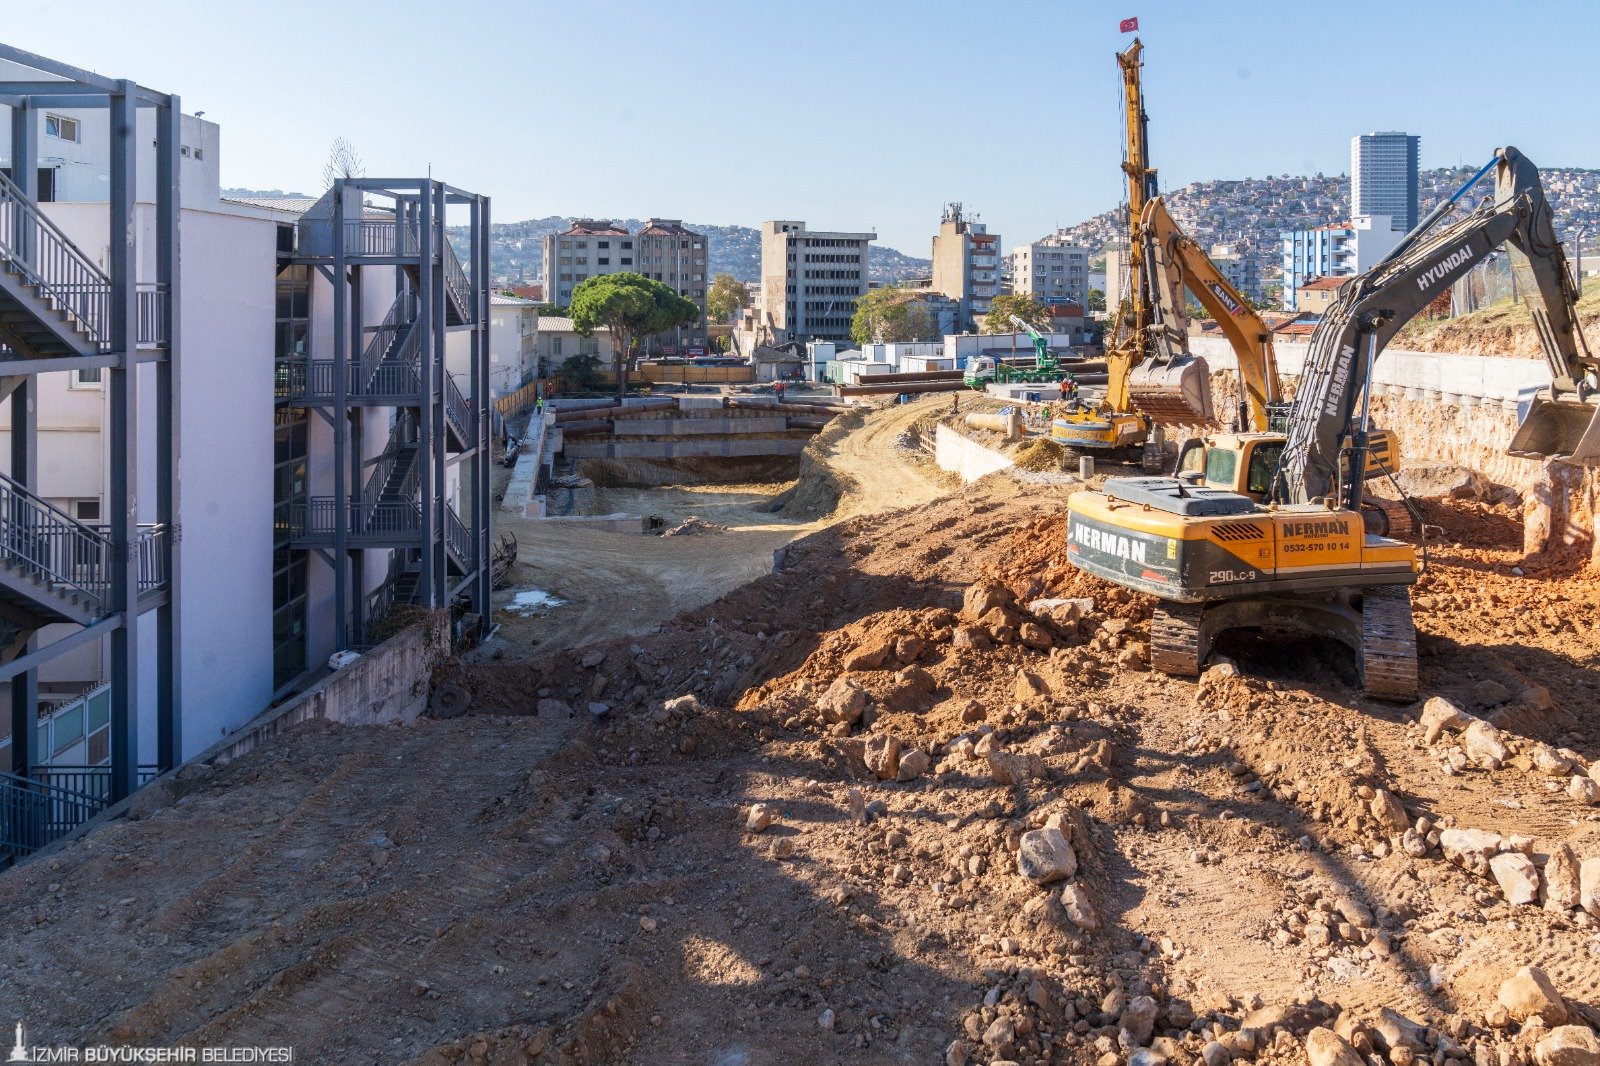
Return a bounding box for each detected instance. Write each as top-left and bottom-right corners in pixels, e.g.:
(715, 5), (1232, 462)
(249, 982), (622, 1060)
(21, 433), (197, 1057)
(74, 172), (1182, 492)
(944, 1039), (971, 1066)
(1401, 828), (1429, 858)
(982, 1015), (1017, 1057)
(1018, 622), (1054, 651)
(895, 748), (931, 782)
(580, 650), (606, 668)
(587, 701), (610, 717)
(845, 637), (895, 672)
(1370, 789), (1409, 831)
(1569, 776), (1600, 805)
(951, 626), (991, 651)
(1017, 827), (1077, 884)
(1369, 1008), (1429, 1053)
(1581, 858), (1600, 916)
(664, 694), (702, 716)
(1200, 1040), (1232, 1066)
(1128, 1050), (1167, 1066)
(125, 778), (177, 820)
(987, 750), (1043, 786)
(1498, 966), (1568, 1025)
(1532, 743), (1577, 777)
(1121, 995), (1159, 1045)
(894, 635), (925, 664)
(894, 665), (937, 697)
(1014, 669), (1051, 702)
(1395, 463), (1488, 501)
(1591, 760), (1600, 785)
(746, 803), (778, 833)
(1533, 1025), (1600, 1066)
(1462, 719), (1510, 769)
(1334, 894), (1374, 929)
(1060, 882), (1099, 929)
(1543, 844), (1581, 909)
(818, 678), (869, 725)
(1491, 852), (1541, 906)
(1440, 828), (1503, 875)
(1305, 1027), (1366, 1066)
(1472, 678), (1513, 708)
(818, 1008), (835, 1031)
(964, 581), (1015, 621)
(864, 734), (902, 781)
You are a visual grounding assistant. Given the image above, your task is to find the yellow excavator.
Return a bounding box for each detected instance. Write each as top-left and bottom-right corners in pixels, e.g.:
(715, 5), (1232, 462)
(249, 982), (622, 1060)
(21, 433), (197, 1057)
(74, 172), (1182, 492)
(1051, 38), (1212, 460)
(1066, 147), (1598, 701)
(1134, 195), (1410, 536)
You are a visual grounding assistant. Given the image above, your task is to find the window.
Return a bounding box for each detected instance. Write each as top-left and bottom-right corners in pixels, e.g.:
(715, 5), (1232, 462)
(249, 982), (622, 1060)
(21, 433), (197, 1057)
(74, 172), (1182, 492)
(620, 258), (632, 265)
(1204, 447), (1238, 488)
(1246, 442), (1284, 496)
(45, 114), (79, 142)
(552, 337), (563, 357)
(71, 499), (100, 522)
(597, 258), (609, 266)
(71, 367), (102, 389)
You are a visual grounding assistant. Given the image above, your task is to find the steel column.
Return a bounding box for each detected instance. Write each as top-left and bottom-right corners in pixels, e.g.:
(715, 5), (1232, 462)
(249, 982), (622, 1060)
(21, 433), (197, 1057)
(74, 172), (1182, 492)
(417, 183), (436, 608)
(472, 194), (492, 627)
(107, 81), (139, 802)
(155, 93), (181, 771)
(330, 181), (349, 649)
(8, 379), (35, 776)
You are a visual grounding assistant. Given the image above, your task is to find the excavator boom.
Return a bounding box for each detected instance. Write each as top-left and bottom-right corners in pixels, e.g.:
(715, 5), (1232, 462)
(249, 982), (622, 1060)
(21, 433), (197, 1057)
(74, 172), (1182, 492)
(1278, 147), (1599, 506)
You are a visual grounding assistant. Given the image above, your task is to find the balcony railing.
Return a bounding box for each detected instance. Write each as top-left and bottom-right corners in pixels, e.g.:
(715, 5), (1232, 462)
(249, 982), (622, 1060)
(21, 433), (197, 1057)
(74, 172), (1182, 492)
(285, 497), (423, 540)
(443, 372), (472, 444)
(444, 505), (471, 566)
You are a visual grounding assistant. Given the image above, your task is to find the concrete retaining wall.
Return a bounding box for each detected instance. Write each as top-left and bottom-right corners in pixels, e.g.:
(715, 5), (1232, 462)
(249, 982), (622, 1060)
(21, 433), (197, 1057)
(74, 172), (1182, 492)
(564, 437), (811, 460)
(936, 425), (1014, 483)
(205, 614), (450, 768)
(612, 416), (789, 436)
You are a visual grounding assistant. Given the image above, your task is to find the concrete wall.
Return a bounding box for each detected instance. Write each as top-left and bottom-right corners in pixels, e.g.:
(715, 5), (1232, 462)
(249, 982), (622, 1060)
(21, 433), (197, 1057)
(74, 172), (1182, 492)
(564, 437), (810, 460)
(935, 425), (1014, 483)
(203, 614), (448, 768)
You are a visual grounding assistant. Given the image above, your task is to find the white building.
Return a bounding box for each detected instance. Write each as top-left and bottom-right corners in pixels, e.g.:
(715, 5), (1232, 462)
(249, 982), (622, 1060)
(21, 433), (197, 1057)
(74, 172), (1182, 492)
(1279, 215), (1402, 310)
(535, 316), (616, 373)
(1011, 233), (1092, 305)
(1208, 243), (1263, 302)
(488, 295), (540, 397)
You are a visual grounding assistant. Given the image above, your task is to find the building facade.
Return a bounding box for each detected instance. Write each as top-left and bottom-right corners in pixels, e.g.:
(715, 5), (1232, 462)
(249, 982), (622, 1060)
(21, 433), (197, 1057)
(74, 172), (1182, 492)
(760, 220), (876, 345)
(488, 295), (539, 396)
(1208, 243), (1263, 302)
(1352, 132), (1419, 234)
(929, 203), (999, 332)
(1011, 233), (1093, 307)
(1279, 215), (1402, 309)
(540, 218), (707, 349)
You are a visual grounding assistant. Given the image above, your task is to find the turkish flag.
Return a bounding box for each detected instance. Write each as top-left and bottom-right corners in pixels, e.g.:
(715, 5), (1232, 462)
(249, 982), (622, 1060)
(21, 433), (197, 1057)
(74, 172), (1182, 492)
(1120, 16), (1139, 32)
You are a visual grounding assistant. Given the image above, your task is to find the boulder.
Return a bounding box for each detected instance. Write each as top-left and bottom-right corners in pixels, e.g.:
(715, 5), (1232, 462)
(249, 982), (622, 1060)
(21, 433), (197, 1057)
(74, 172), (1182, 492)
(1305, 1027), (1366, 1066)
(1569, 776), (1600, 806)
(1491, 852), (1541, 906)
(1370, 789), (1409, 831)
(1121, 995), (1159, 1046)
(1532, 743), (1577, 777)
(1368, 1008), (1428, 1053)
(951, 626), (991, 651)
(987, 750), (1044, 786)
(1498, 966), (1568, 1025)
(1439, 827), (1502, 875)
(1060, 882), (1099, 929)
(664, 694), (702, 716)
(1419, 696), (1469, 744)
(1533, 1025), (1600, 1066)
(536, 697), (573, 718)
(818, 678), (869, 725)
(894, 635), (925, 664)
(1581, 858), (1600, 917)
(1017, 827), (1077, 884)
(746, 803), (778, 833)
(1472, 678), (1513, 708)
(864, 734), (902, 781)
(1462, 719), (1510, 769)
(1018, 622), (1054, 651)
(1543, 844), (1581, 910)
(896, 748), (931, 782)
(1014, 669), (1051, 702)
(963, 581), (1015, 621)
(1394, 463), (1488, 501)
(844, 637), (895, 672)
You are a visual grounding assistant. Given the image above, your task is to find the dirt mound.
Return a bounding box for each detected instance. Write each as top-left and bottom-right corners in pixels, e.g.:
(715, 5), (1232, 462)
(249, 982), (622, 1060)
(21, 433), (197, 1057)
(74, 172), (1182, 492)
(659, 515), (727, 537)
(764, 407), (864, 517)
(1391, 285), (1600, 358)
(1014, 437), (1068, 472)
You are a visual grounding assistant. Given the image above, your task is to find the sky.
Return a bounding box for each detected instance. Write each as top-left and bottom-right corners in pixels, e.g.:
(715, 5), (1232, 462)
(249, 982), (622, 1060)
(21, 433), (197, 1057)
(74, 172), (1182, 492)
(5, 0), (1600, 253)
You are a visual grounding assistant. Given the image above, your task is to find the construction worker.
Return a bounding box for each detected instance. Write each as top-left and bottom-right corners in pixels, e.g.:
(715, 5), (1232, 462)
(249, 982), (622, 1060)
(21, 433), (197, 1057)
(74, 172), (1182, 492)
(1061, 375), (1080, 408)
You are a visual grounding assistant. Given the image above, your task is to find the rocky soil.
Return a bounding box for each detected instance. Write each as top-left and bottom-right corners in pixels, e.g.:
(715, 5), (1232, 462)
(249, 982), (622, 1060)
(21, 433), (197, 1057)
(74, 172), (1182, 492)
(2, 459), (1598, 1064)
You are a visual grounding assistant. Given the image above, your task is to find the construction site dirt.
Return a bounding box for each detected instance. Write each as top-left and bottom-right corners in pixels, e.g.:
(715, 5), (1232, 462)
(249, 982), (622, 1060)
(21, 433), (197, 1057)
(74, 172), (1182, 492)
(3, 399), (1598, 1066)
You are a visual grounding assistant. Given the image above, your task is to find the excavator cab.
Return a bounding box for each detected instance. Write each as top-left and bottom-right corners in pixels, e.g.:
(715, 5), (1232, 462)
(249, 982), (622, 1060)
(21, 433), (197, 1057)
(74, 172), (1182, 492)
(1174, 434), (1283, 501)
(1508, 394), (1600, 465)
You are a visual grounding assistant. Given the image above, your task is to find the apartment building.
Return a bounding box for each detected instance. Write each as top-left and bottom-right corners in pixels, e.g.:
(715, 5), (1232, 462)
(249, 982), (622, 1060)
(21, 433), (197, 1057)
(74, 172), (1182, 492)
(1208, 243), (1263, 302)
(1352, 132), (1420, 233)
(488, 295), (539, 396)
(929, 203), (999, 332)
(1279, 215), (1401, 309)
(760, 220), (876, 345)
(0, 51), (492, 858)
(540, 218), (708, 348)
(1012, 232), (1092, 306)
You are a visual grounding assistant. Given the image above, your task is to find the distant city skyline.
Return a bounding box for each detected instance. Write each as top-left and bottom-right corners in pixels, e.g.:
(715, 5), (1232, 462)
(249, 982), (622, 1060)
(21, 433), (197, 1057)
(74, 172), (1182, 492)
(4, 0), (1598, 251)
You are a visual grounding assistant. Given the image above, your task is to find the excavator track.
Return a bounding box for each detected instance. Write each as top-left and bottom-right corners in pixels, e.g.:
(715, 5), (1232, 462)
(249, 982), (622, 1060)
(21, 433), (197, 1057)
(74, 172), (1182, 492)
(1360, 587), (1418, 702)
(1150, 602), (1204, 677)
(1360, 496), (1415, 539)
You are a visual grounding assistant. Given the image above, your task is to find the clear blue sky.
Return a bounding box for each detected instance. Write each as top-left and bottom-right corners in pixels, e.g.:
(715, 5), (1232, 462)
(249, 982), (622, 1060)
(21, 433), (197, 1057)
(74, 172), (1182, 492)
(6, 0), (1599, 253)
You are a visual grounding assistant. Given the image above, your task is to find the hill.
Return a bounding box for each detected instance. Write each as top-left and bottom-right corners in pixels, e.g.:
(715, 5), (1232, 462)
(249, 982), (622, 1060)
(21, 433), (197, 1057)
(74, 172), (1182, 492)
(1053, 166), (1600, 270)
(458, 216), (929, 289)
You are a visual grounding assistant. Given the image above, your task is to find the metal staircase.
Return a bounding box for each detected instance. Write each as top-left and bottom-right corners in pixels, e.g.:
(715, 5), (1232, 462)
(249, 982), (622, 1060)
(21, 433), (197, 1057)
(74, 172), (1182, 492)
(0, 169), (108, 360)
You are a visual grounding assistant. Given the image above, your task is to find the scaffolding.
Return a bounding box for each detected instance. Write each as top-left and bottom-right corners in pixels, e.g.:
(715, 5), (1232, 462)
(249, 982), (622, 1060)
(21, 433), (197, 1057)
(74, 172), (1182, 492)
(0, 46), (180, 858)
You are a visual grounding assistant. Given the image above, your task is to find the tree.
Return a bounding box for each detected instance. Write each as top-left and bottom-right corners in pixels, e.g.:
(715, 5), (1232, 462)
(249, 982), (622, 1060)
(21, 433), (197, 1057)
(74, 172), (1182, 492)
(569, 273), (698, 398)
(706, 273), (749, 323)
(1086, 288), (1107, 313)
(557, 354), (603, 392)
(849, 286), (937, 345)
(981, 294), (1050, 334)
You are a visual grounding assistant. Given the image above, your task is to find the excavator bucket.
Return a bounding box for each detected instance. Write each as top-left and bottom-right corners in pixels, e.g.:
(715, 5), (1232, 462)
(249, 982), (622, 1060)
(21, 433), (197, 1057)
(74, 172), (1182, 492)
(1128, 354), (1216, 426)
(1508, 396), (1600, 465)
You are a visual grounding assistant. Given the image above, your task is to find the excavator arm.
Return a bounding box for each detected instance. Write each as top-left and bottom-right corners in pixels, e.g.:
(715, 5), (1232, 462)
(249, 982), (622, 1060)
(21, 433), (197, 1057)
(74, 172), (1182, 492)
(1275, 146), (1599, 506)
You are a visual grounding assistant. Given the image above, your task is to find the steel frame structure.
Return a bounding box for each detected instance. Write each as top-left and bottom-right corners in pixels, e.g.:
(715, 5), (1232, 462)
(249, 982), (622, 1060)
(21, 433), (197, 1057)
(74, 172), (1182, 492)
(0, 45), (180, 803)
